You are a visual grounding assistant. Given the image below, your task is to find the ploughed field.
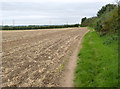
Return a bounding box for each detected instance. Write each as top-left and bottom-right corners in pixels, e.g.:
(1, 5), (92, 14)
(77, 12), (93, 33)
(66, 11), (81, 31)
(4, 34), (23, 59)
(2, 28), (88, 87)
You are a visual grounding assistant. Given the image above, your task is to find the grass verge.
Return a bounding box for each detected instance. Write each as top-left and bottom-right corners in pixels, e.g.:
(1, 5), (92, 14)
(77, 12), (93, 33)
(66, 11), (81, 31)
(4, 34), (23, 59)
(74, 27), (118, 87)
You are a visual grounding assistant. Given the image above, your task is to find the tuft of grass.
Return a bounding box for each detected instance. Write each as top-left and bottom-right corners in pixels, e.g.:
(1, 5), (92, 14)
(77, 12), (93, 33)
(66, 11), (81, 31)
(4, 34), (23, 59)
(74, 27), (118, 87)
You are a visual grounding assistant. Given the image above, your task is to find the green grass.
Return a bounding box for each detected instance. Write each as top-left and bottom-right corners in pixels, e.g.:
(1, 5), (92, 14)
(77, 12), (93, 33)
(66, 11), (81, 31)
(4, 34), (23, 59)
(74, 27), (118, 87)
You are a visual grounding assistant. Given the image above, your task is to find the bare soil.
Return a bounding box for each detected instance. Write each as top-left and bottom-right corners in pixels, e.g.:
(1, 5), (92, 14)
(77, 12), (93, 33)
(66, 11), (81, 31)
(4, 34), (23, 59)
(2, 27), (89, 87)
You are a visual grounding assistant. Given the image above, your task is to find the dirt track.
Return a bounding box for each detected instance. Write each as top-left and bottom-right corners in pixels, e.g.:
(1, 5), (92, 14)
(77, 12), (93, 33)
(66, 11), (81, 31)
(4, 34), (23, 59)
(2, 27), (89, 87)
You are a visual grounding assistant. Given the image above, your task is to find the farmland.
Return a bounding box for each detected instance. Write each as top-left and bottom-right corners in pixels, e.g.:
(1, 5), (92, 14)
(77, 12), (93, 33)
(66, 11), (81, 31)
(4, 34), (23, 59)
(2, 28), (88, 87)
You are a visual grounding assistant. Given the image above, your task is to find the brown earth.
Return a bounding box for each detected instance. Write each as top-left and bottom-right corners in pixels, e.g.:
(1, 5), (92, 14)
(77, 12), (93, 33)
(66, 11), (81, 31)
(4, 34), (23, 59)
(2, 27), (89, 87)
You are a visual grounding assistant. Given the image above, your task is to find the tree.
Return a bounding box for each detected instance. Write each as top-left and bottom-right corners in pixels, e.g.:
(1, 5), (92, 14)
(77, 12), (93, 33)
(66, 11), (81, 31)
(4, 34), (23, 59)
(97, 4), (116, 17)
(81, 17), (87, 23)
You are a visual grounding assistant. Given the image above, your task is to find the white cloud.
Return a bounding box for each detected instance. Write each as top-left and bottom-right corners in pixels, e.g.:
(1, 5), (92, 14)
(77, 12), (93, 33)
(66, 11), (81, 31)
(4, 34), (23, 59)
(0, 0), (116, 25)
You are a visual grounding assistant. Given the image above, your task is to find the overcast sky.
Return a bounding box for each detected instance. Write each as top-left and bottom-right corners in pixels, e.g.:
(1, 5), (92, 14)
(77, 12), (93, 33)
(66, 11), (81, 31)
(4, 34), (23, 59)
(0, 0), (116, 25)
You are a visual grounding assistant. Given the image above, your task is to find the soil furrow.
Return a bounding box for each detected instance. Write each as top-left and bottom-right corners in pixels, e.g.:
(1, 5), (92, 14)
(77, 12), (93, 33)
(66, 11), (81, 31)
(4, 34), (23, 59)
(2, 28), (89, 87)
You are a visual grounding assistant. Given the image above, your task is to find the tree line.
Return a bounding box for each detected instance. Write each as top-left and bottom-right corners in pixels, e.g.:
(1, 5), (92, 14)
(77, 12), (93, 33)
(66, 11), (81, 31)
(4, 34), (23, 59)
(2, 24), (79, 30)
(81, 4), (120, 35)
